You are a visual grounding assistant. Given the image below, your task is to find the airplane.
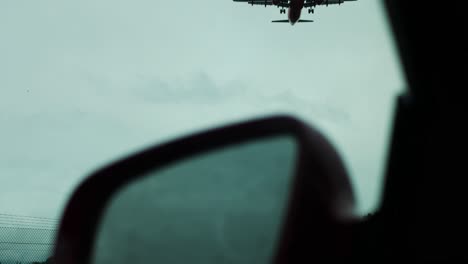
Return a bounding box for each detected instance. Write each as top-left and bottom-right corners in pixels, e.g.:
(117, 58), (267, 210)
(233, 0), (357, 25)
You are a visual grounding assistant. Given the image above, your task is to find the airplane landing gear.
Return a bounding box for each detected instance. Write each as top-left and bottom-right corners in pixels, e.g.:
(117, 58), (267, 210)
(280, 8), (286, 14)
(308, 8), (314, 14)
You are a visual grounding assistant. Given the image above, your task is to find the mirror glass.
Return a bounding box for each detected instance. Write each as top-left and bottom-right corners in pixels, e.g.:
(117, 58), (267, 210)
(91, 136), (297, 264)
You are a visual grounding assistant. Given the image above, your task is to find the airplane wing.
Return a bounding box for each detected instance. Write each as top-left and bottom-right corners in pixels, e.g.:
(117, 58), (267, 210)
(233, 0), (290, 8)
(304, 0), (357, 7)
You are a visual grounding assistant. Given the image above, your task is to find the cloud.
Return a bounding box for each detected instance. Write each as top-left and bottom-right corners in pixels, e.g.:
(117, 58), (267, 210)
(126, 72), (248, 104)
(90, 70), (351, 126)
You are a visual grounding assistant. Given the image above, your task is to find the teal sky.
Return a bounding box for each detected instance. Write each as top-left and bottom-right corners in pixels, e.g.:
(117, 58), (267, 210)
(0, 0), (404, 219)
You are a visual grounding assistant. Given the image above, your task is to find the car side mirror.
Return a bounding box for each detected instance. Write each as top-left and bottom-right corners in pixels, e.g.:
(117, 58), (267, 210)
(53, 115), (357, 264)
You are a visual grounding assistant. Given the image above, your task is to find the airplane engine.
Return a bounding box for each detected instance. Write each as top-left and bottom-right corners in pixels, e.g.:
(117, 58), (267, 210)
(272, 0), (280, 6)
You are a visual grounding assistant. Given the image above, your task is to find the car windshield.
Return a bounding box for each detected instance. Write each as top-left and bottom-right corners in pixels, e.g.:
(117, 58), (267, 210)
(0, 0), (403, 262)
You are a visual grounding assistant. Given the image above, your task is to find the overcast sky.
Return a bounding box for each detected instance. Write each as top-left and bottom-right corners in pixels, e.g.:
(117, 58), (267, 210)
(0, 0), (404, 222)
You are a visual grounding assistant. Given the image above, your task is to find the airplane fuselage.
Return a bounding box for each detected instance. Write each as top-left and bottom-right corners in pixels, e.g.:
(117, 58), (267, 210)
(288, 0), (304, 25)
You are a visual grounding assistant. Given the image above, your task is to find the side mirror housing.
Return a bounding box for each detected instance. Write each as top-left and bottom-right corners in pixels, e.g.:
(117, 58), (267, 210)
(53, 115), (357, 264)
